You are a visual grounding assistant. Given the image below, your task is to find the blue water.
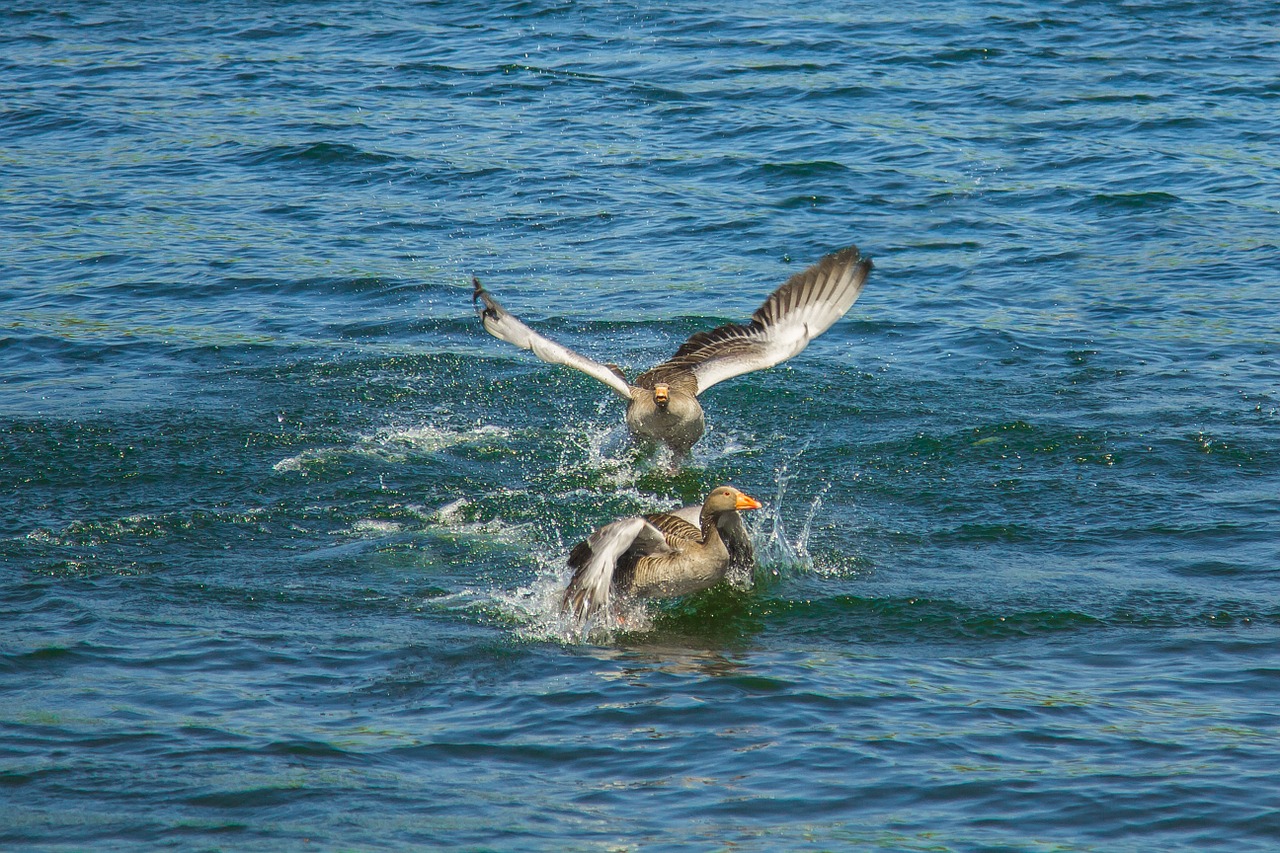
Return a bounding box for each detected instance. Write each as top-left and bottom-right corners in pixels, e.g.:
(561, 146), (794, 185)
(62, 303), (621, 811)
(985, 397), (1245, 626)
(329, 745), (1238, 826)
(3, 1), (1279, 850)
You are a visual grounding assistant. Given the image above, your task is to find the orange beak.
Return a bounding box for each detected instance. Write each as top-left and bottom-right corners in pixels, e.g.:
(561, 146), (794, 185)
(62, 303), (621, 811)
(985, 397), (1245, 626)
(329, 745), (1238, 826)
(654, 383), (669, 405)
(734, 491), (763, 511)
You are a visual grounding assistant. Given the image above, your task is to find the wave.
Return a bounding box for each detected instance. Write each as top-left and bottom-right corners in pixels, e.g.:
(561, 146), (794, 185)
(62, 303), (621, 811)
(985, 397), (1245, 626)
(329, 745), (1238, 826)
(232, 140), (423, 186)
(241, 141), (397, 169)
(1086, 190), (1182, 210)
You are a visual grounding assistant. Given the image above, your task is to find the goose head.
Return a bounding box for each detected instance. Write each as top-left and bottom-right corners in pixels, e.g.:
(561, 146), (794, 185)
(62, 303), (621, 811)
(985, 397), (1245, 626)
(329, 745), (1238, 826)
(703, 485), (763, 516)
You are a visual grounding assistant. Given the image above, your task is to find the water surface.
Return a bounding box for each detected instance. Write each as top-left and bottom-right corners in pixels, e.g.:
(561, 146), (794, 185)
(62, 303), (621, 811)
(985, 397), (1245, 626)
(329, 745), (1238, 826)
(3, 1), (1279, 850)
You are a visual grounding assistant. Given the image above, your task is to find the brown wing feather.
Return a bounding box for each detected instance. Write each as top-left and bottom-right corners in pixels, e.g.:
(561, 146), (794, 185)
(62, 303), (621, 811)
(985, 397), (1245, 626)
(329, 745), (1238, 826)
(643, 511), (703, 542)
(612, 512), (702, 591)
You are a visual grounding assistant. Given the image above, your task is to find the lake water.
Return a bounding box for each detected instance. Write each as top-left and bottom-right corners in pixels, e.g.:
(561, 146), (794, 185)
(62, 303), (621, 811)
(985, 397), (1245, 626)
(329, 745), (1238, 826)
(3, 1), (1279, 850)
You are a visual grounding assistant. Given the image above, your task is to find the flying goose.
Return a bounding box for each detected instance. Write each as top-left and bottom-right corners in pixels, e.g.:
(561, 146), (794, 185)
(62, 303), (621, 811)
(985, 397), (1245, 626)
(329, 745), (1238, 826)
(562, 485), (763, 619)
(473, 246), (872, 456)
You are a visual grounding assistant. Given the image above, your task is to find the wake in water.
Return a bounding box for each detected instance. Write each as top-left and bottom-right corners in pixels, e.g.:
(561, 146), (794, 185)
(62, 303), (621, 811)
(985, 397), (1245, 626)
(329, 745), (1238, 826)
(271, 422), (514, 473)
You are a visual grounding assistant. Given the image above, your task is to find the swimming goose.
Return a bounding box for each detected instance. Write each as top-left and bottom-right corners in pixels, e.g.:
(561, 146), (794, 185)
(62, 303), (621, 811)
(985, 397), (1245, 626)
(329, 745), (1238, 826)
(562, 485), (763, 619)
(473, 246), (872, 456)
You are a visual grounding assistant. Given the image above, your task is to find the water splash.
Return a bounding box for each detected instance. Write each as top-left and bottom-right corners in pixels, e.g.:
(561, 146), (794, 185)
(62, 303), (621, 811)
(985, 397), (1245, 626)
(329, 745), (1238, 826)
(425, 492), (539, 547)
(550, 417), (643, 491)
(488, 561), (658, 646)
(750, 446), (826, 580)
(350, 519), (404, 536)
(409, 423), (840, 644)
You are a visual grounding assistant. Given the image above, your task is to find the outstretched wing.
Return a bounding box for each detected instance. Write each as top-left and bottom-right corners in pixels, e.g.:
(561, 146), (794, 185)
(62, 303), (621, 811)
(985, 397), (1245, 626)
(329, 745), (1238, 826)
(473, 277), (634, 401)
(562, 516), (671, 619)
(638, 246), (872, 395)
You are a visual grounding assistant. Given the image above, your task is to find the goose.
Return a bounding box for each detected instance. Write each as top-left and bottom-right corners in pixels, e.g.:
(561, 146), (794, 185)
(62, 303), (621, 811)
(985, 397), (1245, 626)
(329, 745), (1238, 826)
(562, 485), (763, 619)
(473, 246), (872, 457)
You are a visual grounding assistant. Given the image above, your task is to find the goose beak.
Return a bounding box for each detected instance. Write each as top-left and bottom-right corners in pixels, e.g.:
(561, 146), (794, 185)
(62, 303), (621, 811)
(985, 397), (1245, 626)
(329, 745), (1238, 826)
(654, 383), (669, 406)
(735, 491), (763, 511)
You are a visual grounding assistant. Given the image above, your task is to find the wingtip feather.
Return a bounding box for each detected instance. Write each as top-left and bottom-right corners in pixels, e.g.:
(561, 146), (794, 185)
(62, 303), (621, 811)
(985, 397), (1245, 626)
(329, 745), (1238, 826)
(471, 276), (496, 319)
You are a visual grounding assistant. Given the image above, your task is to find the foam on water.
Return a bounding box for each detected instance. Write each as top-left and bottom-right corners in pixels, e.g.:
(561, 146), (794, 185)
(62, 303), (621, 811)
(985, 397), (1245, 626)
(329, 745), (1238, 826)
(272, 423), (513, 472)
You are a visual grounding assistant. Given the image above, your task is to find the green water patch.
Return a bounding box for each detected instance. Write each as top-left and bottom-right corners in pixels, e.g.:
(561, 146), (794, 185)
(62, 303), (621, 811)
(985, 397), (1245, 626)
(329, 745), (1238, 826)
(641, 585), (769, 645)
(1090, 190), (1181, 210)
(767, 594), (1106, 643)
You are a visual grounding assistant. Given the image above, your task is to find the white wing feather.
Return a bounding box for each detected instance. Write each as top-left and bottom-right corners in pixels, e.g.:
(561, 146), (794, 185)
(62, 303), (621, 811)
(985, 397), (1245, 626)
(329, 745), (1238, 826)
(563, 516), (671, 619)
(473, 278), (634, 401)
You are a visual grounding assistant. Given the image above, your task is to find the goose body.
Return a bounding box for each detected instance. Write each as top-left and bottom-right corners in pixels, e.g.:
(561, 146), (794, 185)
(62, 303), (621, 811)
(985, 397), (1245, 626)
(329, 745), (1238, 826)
(562, 486), (762, 619)
(667, 502), (754, 580)
(474, 246), (872, 457)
